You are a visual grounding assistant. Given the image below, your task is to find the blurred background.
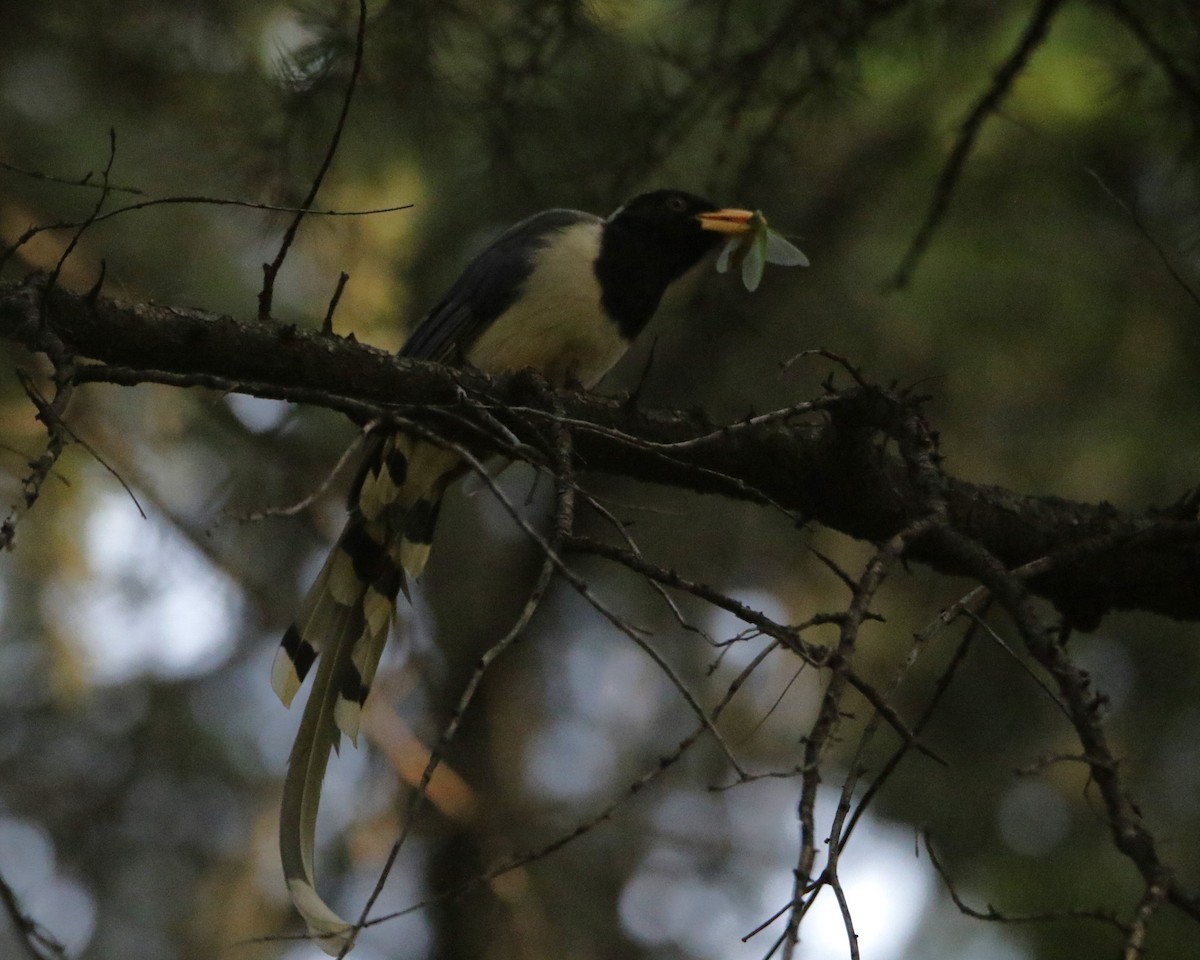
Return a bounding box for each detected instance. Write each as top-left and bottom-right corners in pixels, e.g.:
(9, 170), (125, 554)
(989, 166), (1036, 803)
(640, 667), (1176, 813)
(1, 1), (1199, 958)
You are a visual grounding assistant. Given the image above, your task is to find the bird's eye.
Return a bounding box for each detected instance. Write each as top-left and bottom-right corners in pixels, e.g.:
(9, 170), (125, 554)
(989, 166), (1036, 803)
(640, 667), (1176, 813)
(665, 195), (688, 213)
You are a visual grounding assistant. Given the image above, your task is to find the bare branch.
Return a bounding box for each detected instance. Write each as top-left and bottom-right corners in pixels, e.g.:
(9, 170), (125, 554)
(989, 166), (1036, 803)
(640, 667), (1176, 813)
(338, 427), (576, 957)
(0, 155), (143, 195)
(889, 0), (1067, 289)
(258, 0), (370, 319)
(4, 275), (1197, 624)
(924, 828), (1127, 933)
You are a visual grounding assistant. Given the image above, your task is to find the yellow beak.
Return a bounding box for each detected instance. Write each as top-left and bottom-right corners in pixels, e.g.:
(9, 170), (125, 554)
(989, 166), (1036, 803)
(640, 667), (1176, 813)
(697, 208), (755, 235)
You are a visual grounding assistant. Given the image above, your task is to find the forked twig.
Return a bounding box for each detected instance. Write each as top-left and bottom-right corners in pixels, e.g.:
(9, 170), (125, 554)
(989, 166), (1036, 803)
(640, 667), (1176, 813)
(360, 620), (783, 937)
(924, 828), (1126, 933)
(339, 460), (574, 957)
(236, 421), (379, 521)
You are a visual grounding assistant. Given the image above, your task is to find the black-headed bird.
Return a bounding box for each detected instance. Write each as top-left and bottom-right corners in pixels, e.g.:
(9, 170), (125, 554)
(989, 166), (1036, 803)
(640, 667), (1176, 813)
(272, 189), (757, 952)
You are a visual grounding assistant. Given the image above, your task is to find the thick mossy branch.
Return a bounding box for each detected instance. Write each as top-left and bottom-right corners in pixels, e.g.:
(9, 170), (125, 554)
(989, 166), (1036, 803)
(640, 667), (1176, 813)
(1, 275), (1197, 626)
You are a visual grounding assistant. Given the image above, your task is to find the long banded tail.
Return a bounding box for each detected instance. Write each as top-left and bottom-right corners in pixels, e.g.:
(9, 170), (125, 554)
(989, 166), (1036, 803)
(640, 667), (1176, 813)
(279, 597), (360, 955)
(356, 433), (460, 581)
(272, 431), (461, 949)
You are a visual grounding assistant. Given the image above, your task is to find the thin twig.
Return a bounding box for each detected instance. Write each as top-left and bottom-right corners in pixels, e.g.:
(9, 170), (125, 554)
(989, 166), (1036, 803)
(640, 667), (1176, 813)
(841, 610), (984, 847)
(492, 400), (806, 523)
(962, 608), (1071, 720)
(338, 441), (574, 956)
(926, 524), (1195, 928)
(1, 195), (412, 273)
(322, 272), (351, 335)
(396, 424), (750, 775)
(924, 828), (1126, 932)
(649, 395), (836, 451)
(41, 128), (117, 318)
(782, 531), (903, 958)
(778, 348), (869, 387)
(236, 422), (378, 521)
(1106, 1), (1200, 116)
(1123, 883), (1166, 960)
(580, 489), (718, 646)
(1, 193), (412, 277)
(19, 372), (145, 518)
(829, 869), (860, 960)
(1085, 166), (1200, 311)
(359, 619), (781, 937)
(0, 156), (142, 194)
(259, 0), (369, 319)
(888, 0), (1066, 289)
(567, 534), (941, 764)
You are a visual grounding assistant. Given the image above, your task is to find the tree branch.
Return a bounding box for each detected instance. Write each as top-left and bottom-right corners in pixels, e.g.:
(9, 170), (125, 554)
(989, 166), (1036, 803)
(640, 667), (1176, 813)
(1, 274), (1197, 626)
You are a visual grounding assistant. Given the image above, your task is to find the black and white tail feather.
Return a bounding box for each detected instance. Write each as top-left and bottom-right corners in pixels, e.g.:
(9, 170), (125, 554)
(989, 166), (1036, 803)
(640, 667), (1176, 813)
(270, 432), (459, 953)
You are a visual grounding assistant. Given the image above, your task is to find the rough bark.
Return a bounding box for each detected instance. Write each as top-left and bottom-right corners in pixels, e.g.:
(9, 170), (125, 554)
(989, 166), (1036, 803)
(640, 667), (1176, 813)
(2, 274), (1197, 627)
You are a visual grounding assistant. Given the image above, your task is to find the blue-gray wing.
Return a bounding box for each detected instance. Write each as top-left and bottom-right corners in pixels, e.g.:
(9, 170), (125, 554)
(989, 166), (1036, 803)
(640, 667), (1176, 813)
(399, 208), (601, 362)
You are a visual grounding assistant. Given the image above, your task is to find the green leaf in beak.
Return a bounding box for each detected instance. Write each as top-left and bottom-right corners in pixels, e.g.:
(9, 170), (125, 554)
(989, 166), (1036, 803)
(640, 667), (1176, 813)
(763, 228), (809, 267)
(712, 209), (808, 291)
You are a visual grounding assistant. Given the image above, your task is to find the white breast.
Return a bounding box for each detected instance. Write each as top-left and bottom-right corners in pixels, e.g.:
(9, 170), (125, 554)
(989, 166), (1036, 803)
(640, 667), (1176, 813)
(465, 221), (628, 388)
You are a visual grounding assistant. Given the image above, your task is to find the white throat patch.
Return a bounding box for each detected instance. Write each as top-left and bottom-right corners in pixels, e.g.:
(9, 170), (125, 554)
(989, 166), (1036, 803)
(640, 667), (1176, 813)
(464, 220), (628, 388)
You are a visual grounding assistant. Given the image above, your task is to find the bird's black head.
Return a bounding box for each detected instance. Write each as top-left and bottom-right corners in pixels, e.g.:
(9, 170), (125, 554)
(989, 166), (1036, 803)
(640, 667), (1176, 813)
(597, 189), (753, 338)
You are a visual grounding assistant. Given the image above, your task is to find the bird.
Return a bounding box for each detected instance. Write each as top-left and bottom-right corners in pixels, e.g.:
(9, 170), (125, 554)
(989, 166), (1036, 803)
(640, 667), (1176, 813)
(270, 189), (756, 953)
